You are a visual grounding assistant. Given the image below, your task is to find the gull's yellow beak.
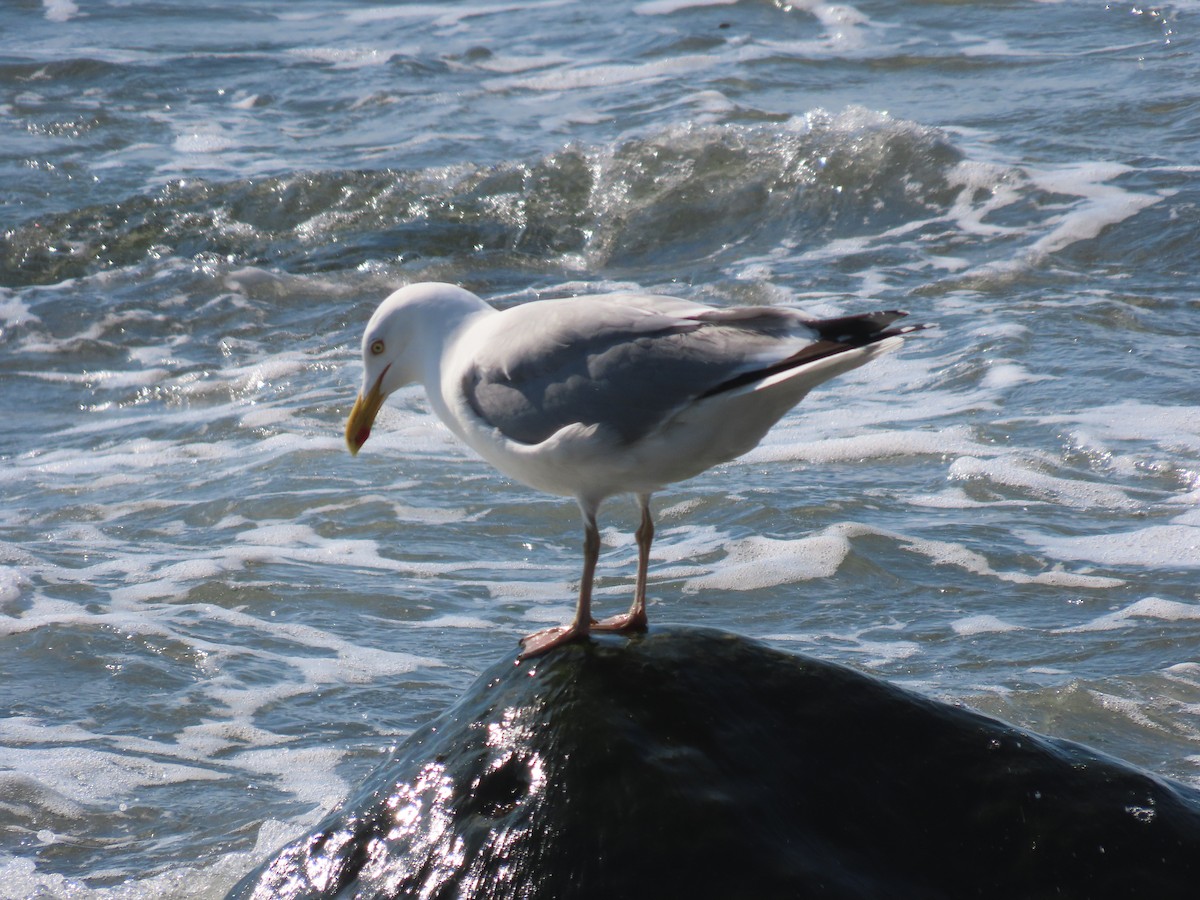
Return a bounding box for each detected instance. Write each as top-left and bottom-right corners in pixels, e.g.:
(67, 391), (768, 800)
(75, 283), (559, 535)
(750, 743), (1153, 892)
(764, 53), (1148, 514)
(345, 372), (387, 455)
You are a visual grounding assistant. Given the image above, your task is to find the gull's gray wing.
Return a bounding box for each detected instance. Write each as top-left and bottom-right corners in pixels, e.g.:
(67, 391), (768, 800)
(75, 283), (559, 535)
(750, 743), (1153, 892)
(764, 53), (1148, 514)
(462, 295), (912, 445)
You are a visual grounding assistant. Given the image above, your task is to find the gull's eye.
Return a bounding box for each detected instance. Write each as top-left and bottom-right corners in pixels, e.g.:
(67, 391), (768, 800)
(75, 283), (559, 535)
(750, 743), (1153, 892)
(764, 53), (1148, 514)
(369, 339), (385, 356)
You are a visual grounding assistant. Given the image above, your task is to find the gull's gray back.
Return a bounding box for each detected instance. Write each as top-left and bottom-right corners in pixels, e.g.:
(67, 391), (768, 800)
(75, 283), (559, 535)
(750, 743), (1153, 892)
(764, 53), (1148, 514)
(462, 296), (821, 446)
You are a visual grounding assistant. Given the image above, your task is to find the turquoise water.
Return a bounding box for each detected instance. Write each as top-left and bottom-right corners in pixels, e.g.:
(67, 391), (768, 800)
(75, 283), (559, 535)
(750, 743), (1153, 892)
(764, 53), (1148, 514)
(3, 1), (1200, 895)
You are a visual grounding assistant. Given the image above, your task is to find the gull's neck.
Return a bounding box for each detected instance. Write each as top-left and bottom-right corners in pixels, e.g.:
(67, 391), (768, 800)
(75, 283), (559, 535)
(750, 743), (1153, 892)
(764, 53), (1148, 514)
(414, 290), (495, 437)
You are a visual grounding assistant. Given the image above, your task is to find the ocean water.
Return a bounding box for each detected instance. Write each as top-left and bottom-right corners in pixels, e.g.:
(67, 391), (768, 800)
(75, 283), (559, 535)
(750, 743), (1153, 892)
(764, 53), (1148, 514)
(2, 0), (1199, 895)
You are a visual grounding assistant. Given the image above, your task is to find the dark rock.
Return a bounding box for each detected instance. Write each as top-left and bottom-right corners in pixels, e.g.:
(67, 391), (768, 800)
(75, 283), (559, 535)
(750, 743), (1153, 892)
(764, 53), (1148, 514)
(230, 626), (1200, 899)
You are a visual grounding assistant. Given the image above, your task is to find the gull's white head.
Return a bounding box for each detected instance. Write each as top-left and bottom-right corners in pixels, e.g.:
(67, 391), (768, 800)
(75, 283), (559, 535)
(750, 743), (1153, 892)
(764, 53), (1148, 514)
(344, 282), (486, 454)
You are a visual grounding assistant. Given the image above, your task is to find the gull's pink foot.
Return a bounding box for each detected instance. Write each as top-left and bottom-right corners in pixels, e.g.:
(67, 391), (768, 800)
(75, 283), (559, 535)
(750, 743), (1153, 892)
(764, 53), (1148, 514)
(591, 610), (648, 634)
(518, 623), (589, 660)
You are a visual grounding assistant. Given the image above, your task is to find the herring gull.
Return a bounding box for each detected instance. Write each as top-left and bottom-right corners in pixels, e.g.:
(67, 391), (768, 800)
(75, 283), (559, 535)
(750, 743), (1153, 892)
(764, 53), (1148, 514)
(345, 282), (926, 657)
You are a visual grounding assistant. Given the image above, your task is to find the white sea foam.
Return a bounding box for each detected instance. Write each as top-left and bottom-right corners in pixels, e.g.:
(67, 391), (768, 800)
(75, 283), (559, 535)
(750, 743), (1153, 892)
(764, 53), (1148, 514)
(944, 160), (1164, 280)
(307, 494), (472, 526)
(41, 0), (78, 22)
(2, 437), (226, 484)
(472, 52), (572, 74)
(1175, 506), (1200, 524)
(958, 36), (1026, 57)
(948, 455), (1136, 510)
(684, 532), (851, 591)
(944, 159), (1029, 239)
(1058, 597), (1200, 633)
(907, 487), (1030, 509)
(839, 522), (1124, 589)
(634, 0), (738, 13)
(756, 1), (874, 54)
(0, 292), (40, 328)
(0, 834), (280, 900)
(1024, 162), (1163, 258)
(0, 745), (224, 808)
(0, 772), (89, 824)
(767, 629), (921, 668)
(0, 567), (30, 608)
(233, 745), (349, 810)
(285, 47), (389, 69)
(1064, 429), (1143, 478)
(342, 1), (572, 28)
(641, 523), (731, 566)
(744, 425), (982, 465)
(980, 360), (1050, 390)
(951, 614), (1023, 636)
(676, 520), (1122, 594)
(4, 594), (437, 703)
(1025, 523), (1200, 569)
(1040, 402), (1200, 455)
(487, 52), (739, 93)
(173, 130), (239, 155)
(1088, 690), (1161, 732)
(415, 613), (500, 630)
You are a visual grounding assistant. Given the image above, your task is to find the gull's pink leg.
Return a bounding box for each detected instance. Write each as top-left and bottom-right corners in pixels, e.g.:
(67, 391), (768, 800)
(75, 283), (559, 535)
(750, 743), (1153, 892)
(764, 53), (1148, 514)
(519, 503), (599, 659)
(593, 493), (652, 634)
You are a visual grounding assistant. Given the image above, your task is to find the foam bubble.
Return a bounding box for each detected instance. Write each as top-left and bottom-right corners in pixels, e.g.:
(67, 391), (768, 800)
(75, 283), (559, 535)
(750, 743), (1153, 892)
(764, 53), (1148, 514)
(960, 37), (1024, 57)
(285, 47), (389, 69)
(472, 52), (572, 74)
(746, 425), (982, 465)
(0, 745), (225, 808)
(0, 771), (89, 821)
(767, 630), (921, 668)
(42, 0), (78, 22)
(233, 745), (349, 811)
(0, 566), (31, 607)
(980, 360), (1050, 390)
(635, 0), (738, 13)
(341, 3), (513, 27)
(907, 487), (1020, 509)
(30, 368), (174, 391)
(840, 522), (1124, 589)
(937, 158), (1166, 285)
(1024, 162), (1163, 258)
(488, 52), (728, 93)
(684, 532), (851, 592)
(1026, 523), (1200, 569)
(0, 292), (40, 328)
(1058, 598), (1200, 633)
(192, 604), (441, 684)
(1041, 402), (1200, 455)
(1088, 689), (1159, 731)
(949, 455), (1136, 510)
(1175, 505), (1200, 524)
(0, 831), (281, 899)
(1065, 429), (1142, 478)
(173, 131), (238, 155)
(951, 614), (1023, 636)
(490, 580), (575, 606)
(308, 494), (470, 526)
(757, 1), (874, 53)
(415, 614), (499, 630)
(944, 159), (1028, 239)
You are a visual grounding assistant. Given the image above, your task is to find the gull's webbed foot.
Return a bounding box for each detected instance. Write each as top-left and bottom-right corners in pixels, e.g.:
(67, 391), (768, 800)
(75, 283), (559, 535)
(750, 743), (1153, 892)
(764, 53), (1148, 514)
(518, 623), (590, 659)
(591, 608), (648, 634)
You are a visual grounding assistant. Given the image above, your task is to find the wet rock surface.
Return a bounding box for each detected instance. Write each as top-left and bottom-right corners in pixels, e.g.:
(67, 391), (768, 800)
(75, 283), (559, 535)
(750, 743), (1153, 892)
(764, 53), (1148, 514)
(230, 626), (1200, 899)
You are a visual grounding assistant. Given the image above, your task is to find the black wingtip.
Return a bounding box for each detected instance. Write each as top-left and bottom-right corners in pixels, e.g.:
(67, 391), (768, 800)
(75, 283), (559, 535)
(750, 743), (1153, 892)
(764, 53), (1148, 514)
(808, 310), (926, 344)
(880, 321), (936, 338)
